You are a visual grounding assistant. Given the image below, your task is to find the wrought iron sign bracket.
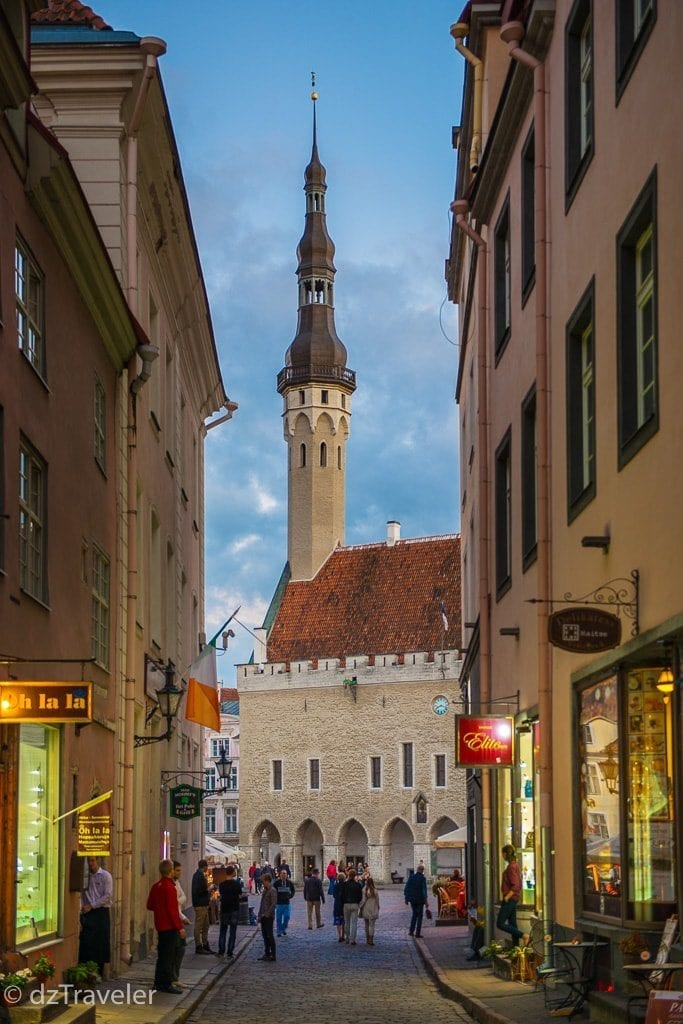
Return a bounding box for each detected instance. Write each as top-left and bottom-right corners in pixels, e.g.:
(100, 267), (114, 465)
(527, 570), (639, 637)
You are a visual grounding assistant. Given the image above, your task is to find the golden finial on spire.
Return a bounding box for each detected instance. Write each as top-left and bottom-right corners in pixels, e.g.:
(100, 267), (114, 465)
(311, 71), (318, 102)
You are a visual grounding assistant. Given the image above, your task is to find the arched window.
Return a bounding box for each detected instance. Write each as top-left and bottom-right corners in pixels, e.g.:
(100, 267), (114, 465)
(320, 442), (327, 467)
(337, 446), (342, 469)
(300, 443), (306, 468)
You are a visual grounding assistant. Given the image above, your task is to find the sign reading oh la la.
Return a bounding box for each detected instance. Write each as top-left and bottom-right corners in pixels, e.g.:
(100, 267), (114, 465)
(0, 682), (93, 723)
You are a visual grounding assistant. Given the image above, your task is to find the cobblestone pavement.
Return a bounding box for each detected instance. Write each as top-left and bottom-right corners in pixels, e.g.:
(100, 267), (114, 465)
(186, 887), (472, 1024)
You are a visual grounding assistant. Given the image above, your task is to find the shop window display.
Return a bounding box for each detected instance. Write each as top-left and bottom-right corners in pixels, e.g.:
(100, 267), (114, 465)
(579, 671), (675, 922)
(16, 724), (60, 944)
(497, 724), (539, 908)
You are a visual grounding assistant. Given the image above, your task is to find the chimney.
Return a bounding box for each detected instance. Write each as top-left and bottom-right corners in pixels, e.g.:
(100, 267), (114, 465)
(386, 520), (401, 546)
(253, 627), (267, 665)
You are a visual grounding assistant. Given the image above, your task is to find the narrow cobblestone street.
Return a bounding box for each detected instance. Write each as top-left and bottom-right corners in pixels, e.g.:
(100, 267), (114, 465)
(186, 888), (472, 1024)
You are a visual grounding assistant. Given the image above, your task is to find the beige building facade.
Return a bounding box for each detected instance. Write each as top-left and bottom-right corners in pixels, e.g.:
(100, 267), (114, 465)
(448, 0), (682, 997)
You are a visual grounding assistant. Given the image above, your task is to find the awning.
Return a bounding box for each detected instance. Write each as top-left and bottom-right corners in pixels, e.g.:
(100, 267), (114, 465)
(204, 835), (246, 861)
(434, 826), (468, 849)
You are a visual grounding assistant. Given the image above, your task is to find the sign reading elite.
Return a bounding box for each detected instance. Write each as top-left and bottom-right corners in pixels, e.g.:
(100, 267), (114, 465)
(455, 715), (514, 768)
(548, 607), (621, 653)
(0, 681), (92, 723)
(169, 785), (203, 820)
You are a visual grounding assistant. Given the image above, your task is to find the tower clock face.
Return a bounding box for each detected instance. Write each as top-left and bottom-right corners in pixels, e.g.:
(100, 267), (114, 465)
(431, 695), (449, 716)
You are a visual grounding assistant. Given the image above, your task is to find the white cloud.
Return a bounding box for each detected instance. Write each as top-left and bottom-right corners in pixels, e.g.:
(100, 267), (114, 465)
(230, 533), (261, 555)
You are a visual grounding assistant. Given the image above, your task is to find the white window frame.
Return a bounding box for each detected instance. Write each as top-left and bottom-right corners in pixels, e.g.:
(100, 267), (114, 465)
(369, 755), (382, 791)
(15, 238), (45, 378)
(224, 806), (238, 833)
(580, 321), (594, 491)
(19, 441), (45, 601)
(204, 807), (216, 833)
(91, 545), (110, 669)
(94, 375), (106, 471)
(205, 767), (216, 792)
(579, 14), (592, 157)
(635, 224), (655, 428)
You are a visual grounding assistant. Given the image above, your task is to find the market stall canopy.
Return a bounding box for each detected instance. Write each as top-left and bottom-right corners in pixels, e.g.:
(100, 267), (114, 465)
(434, 826), (468, 849)
(204, 835), (246, 861)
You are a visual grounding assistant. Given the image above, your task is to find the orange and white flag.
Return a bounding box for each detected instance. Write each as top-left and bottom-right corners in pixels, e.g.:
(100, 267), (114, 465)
(185, 644), (220, 732)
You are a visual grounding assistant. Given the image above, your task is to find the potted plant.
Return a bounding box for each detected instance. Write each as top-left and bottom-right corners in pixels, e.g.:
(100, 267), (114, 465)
(0, 967), (34, 1006)
(32, 952), (56, 983)
(63, 961), (100, 993)
(618, 931), (650, 965)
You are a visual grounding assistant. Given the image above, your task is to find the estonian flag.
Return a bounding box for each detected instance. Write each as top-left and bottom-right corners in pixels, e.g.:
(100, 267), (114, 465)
(439, 602), (449, 631)
(185, 644), (220, 732)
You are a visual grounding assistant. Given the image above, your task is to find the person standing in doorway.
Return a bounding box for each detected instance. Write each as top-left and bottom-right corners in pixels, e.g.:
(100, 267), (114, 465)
(191, 858), (212, 953)
(257, 873), (277, 962)
(78, 856), (113, 978)
(326, 858), (337, 895)
(273, 868), (295, 936)
(497, 844), (525, 944)
(303, 867), (325, 929)
(146, 859), (185, 994)
(359, 877), (380, 946)
(172, 860), (191, 986)
(218, 864), (242, 958)
(403, 863), (429, 938)
(340, 868), (363, 945)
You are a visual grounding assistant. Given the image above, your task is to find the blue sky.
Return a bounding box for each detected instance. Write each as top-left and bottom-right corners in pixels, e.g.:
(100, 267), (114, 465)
(97, 1), (464, 672)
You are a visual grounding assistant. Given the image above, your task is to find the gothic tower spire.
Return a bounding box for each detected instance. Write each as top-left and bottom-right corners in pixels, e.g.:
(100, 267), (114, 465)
(277, 81), (356, 581)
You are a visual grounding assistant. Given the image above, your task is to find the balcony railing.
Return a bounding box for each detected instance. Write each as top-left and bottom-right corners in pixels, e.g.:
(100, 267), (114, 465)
(277, 365), (356, 392)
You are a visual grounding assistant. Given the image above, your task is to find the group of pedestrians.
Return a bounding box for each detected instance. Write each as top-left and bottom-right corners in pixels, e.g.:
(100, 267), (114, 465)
(329, 866), (380, 946)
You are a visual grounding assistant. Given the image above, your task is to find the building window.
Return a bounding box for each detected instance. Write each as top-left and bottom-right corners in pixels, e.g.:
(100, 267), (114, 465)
(341, 394), (346, 409)
(434, 754), (446, 789)
(617, 171), (657, 468)
(225, 766), (238, 791)
(272, 759), (283, 791)
(205, 807), (216, 833)
(94, 375), (106, 471)
(321, 390), (329, 404)
(565, 0), (594, 206)
(370, 756), (382, 790)
(224, 807), (237, 833)
(205, 767), (216, 791)
(566, 279), (596, 519)
(16, 725), (60, 944)
(299, 443), (306, 468)
(521, 128), (535, 300)
(91, 546), (110, 669)
(19, 440), (46, 602)
(495, 429), (512, 598)
(521, 386), (537, 568)
(299, 389), (305, 405)
(337, 446), (342, 470)
(210, 738), (227, 758)
(402, 742), (414, 788)
(616, 0), (656, 101)
(15, 239), (45, 378)
(320, 442), (327, 468)
(494, 196), (511, 358)
(309, 758), (320, 791)
(0, 406), (5, 573)
(578, 670), (674, 922)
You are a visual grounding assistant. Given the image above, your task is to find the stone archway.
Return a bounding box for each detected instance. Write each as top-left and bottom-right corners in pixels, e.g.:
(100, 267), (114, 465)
(251, 819), (281, 874)
(337, 818), (368, 871)
(382, 817), (415, 879)
(430, 815), (464, 877)
(294, 818), (324, 881)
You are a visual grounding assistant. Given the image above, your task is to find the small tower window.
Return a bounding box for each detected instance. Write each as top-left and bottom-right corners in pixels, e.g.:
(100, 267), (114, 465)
(300, 443), (307, 468)
(321, 390), (329, 404)
(341, 394), (346, 409)
(320, 442), (327, 467)
(314, 279), (325, 303)
(337, 446), (342, 469)
(299, 389), (305, 405)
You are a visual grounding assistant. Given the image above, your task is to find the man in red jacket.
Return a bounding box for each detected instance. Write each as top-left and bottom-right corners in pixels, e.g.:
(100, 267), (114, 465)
(146, 859), (186, 994)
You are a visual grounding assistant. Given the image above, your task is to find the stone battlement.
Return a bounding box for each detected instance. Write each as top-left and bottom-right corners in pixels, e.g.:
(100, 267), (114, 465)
(237, 650), (462, 692)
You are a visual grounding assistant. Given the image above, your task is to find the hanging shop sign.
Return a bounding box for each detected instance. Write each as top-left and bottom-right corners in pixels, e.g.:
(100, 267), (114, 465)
(548, 607), (621, 653)
(169, 784), (203, 820)
(0, 681), (92, 723)
(455, 715), (514, 768)
(77, 797), (112, 857)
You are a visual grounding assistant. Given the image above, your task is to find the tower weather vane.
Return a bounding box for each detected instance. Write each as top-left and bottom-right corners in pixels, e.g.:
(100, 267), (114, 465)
(311, 70), (317, 101)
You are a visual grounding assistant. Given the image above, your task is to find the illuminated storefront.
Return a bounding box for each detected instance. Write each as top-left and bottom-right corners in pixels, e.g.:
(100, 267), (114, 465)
(497, 721), (541, 910)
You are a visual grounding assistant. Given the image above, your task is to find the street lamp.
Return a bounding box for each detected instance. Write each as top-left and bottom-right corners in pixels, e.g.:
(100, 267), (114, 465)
(599, 747), (619, 795)
(214, 745), (234, 792)
(134, 660), (184, 747)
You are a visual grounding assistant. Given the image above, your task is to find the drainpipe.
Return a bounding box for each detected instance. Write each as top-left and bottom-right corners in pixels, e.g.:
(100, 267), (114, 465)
(120, 35), (166, 969)
(500, 20), (553, 931)
(451, 198), (492, 939)
(450, 22), (483, 173)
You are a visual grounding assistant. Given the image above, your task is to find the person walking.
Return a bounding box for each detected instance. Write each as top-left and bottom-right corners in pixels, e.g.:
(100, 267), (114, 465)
(303, 867), (325, 929)
(359, 877), (380, 946)
(340, 868), (363, 945)
(326, 858), (337, 895)
(78, 856), (113, 978)
(172, 860), (191, 986)
(404, 863), (429, 938)
(273, 868), (295, 937)
(146, 859), (185, 994)
(331, 871), (346, 942)
(257, 873), (277, 962)
(248, 862), (256, 894)
(253, 863), (263, 894)
(191, 859), (212, 954)
(496, 844), (525, 945)
(217, 864), (242, 958)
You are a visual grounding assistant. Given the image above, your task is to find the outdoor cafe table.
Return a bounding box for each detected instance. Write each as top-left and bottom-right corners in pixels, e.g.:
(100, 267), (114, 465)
(546, 940), (608, 1017)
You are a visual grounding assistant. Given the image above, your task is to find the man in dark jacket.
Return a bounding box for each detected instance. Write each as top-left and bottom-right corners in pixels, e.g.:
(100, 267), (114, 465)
(217, 864), (242, 957)
(404, 863), (429, 938)
(340, 868), (364, 945)
(273, 868), (295, 937)
(146, 859), (186, 994)
(191, 859), (212, 953)
(303, 868), (325, 929)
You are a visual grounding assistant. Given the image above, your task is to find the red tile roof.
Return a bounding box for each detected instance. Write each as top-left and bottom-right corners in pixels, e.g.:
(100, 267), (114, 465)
(32, 1), (111, 29)
(219, 688), (239, 702)
(266, 535), (461, 663)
